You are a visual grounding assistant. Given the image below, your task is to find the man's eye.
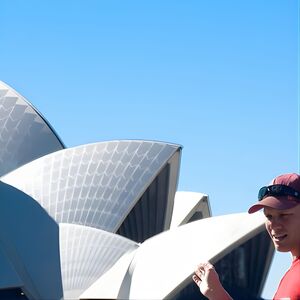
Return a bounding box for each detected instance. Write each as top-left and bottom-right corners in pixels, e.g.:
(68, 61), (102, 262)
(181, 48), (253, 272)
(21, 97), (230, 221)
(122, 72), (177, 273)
(265, 215), (272, 220)
(280, 214), (290, 218)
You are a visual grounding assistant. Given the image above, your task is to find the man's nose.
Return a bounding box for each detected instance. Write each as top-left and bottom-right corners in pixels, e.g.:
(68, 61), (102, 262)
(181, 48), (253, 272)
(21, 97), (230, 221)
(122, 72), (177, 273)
(269, 217), (282, 229)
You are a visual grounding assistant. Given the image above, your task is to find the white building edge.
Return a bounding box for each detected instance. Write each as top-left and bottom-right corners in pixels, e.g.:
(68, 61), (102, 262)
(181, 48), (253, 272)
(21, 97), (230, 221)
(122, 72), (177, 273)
(0, 81), (273, 300)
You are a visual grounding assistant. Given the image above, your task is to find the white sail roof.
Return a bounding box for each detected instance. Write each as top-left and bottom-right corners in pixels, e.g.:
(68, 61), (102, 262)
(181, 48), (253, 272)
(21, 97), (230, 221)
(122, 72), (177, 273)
(79, 212), (266, 300)
(170, 191), (211, 228)
(0, 81), (64, 177)
(1, 140), (181, 237)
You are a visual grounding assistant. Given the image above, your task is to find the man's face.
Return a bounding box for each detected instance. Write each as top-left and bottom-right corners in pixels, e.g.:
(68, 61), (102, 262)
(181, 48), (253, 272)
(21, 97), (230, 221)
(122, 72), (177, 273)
(264, 204), (300, 258)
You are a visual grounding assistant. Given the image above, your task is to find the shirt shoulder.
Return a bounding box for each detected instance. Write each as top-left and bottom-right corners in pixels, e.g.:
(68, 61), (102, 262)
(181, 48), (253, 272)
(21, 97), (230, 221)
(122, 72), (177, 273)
(273, 258), (300, 300)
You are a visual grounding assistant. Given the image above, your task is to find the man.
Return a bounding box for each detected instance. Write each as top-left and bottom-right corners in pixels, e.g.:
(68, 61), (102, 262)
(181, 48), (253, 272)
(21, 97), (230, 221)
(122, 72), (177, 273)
(193, 173), (300, 299)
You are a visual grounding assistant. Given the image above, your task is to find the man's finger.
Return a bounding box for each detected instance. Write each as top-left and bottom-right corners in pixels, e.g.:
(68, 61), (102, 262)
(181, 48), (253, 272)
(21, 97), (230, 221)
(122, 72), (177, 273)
(192, 275), (202, 287)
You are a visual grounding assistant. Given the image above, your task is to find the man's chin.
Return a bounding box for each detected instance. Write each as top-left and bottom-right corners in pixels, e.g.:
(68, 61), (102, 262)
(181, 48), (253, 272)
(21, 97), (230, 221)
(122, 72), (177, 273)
(274, 243), (290, 253)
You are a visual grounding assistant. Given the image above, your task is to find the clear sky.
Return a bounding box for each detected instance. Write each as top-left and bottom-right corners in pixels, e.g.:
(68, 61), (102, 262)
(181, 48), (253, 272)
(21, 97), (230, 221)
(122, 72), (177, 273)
(1, 0), (299, 298)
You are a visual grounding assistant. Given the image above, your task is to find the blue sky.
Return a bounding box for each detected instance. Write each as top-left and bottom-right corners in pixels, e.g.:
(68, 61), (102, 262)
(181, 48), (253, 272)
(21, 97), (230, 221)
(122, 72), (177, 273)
(1, 1), (299, 298)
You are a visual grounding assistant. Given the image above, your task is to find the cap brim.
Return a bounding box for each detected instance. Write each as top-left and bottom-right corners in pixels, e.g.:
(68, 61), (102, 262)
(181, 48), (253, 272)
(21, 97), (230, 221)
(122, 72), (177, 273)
(248, 196), (299, 214)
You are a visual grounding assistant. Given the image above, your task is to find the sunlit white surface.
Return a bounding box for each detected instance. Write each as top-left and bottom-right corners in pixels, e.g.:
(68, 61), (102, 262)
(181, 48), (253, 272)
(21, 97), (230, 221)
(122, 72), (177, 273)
(0, 81), (64, 177)
(79, 250), (137, 300)
(60, 224), (138, 299)
(170, 191), (211, 228)
(1, 140), (180, 232)
(0, 181), (63, 300)
(128, 212), (265, 300)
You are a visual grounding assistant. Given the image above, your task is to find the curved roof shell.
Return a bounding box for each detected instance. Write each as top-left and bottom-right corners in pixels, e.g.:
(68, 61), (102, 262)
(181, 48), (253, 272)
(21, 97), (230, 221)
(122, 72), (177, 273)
(59, 224), (138, 300)
(79, 250), (137, 300)
(1, 140), (181, 241)
(123, 212), (270, 300)
(0, 180), (139, 300)
(170, 191), (211, 228)
(0, 181), (63, 300)
(79, 212), (272, 300)
(0, 81), (65, 177)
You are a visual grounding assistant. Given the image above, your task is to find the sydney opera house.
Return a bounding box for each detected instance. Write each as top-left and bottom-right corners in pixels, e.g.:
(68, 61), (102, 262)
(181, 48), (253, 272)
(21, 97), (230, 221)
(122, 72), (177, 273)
(0, 81), (274, 300)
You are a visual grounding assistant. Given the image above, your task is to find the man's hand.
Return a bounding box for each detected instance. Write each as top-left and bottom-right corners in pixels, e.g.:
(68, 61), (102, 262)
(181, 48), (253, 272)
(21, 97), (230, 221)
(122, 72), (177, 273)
(192, 262), (233, 300)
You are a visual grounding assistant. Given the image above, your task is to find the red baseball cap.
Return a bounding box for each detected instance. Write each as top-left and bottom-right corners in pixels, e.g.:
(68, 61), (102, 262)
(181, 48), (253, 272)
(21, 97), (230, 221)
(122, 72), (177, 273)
(248, 173), (300, 214)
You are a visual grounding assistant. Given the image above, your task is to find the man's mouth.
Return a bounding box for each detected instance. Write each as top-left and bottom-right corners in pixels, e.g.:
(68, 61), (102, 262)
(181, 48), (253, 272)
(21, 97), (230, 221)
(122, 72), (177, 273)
(272, 234), (287, 242)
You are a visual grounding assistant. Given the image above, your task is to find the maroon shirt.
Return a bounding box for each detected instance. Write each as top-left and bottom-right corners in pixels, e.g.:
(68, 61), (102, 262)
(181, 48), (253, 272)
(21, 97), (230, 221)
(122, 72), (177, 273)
(273, 257), (300, 300)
